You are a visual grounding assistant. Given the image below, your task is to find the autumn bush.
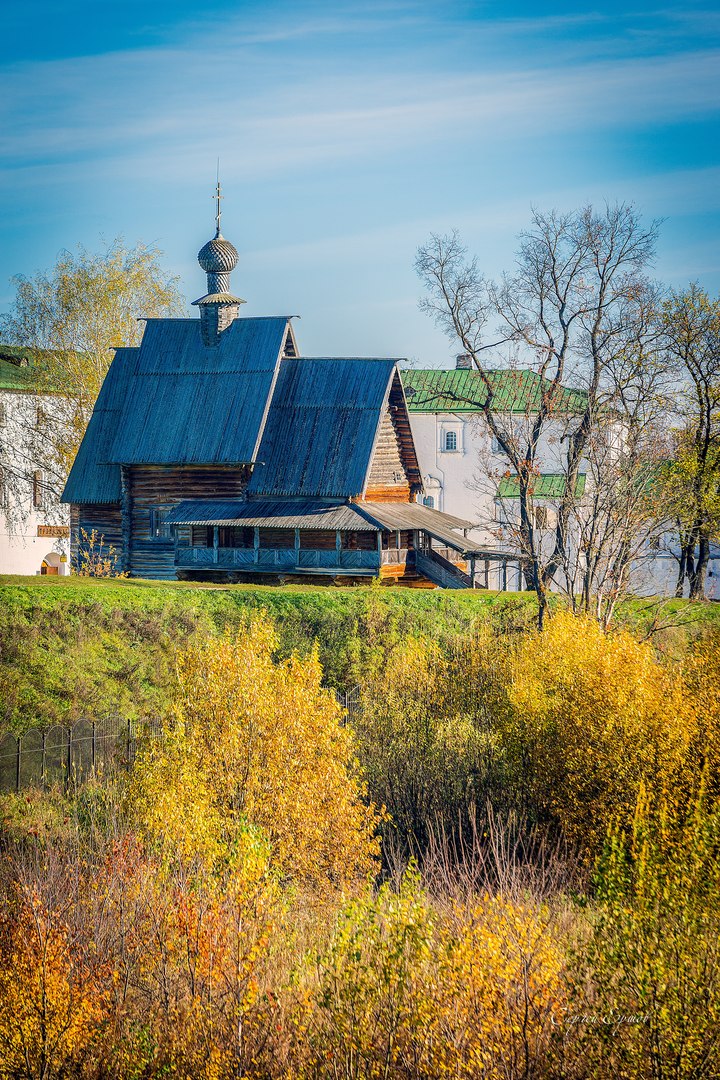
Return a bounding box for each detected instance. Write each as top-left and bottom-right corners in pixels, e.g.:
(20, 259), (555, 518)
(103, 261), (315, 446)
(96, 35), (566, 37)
(3, 609), (720, 1078)
(130, 614), (380, 889)
(568, 784), (720, 1080)
(0, 874), (110, 1080)
(294, 868), (565, 1080)
(352, 612), (704, 864)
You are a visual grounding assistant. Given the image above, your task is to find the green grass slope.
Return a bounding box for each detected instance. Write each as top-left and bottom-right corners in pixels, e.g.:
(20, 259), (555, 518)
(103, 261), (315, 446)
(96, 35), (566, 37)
(0, 576), (717, 732)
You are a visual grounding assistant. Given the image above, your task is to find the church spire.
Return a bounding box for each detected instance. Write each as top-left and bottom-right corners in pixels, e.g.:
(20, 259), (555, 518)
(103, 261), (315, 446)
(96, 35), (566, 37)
(192, 180), (245, 345)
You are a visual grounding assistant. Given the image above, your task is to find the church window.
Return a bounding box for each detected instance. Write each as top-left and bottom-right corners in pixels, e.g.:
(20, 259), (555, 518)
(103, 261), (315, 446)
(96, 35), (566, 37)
(33, 470), (44, 509)
(444, 430), (458, 451)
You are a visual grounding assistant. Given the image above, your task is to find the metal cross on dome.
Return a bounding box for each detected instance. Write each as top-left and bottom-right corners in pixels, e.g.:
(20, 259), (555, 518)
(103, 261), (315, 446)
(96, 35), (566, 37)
(214, 177), (223, 236)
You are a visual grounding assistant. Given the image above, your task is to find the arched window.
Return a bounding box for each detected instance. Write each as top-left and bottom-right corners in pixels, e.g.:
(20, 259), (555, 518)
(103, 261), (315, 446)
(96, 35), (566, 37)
(444, 430), (457, 451)
(33, 470), (44, 509)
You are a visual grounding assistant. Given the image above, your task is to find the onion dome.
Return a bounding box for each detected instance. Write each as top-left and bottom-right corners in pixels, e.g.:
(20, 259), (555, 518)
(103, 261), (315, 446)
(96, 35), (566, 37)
(198, 233), (238, 274)
(193, 181), (245, 343)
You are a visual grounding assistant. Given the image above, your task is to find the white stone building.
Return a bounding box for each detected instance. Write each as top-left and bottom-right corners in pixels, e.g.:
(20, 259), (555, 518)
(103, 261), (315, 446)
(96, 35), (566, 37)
(0, 349), (70, 576)
(402, 358), (588, 590)
(402, 357), (718, 598)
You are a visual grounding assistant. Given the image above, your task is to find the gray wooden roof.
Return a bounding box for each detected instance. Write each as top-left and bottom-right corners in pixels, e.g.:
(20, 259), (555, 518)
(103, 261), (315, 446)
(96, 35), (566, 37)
(62, 317), (292, 503)
(107, 318), (290, 465)
(166, 499), (378, 530)
(357, 502), (484, 552)
(62, 317), (422, 507)
(166, 497), (488, 555)
(247, 358), (400, 499)
(62, 348), (138, 504)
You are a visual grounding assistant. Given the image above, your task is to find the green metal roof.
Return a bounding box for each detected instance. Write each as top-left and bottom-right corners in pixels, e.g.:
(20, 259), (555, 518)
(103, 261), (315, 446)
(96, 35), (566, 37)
(497, 473), (587, 499)
(0, 346), (78, 393)
(0, 349), (35, 390)
(402, 367), (587, 414)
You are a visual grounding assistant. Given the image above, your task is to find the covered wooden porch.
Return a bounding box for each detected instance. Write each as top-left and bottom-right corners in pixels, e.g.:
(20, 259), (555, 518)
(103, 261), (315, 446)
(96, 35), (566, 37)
(165, 499), (519, 588)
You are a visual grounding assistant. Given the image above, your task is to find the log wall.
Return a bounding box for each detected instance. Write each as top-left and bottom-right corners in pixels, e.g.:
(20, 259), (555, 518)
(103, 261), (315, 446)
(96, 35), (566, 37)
(71, 504), (124, 572)
(126, 465), (249, 579)
(365, 404), (412, 502)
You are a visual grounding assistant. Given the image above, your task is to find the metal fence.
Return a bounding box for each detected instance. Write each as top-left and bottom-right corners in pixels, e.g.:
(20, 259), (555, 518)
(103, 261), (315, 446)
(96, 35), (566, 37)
(0, 689), (362, 794)
(0, 717), (163, 794)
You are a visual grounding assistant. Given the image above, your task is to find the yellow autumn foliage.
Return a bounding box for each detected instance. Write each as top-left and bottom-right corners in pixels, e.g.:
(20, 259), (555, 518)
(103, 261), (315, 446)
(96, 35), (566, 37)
(302, 871), (564, 1079)
(131, 614), (380, 890)
(498, 612), (692, 854)
(0, 887), (109, 1080)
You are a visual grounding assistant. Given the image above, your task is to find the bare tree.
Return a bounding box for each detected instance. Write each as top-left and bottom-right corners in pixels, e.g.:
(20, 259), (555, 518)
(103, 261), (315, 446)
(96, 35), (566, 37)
(659, 284), (720, 600)
(558, 284), (671, 625)
(416, 204), (659, 628)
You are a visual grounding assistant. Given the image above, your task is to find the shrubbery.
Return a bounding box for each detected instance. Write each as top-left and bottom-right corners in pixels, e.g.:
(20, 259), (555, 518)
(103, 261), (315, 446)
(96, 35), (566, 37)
(2, 606), (720, 1078)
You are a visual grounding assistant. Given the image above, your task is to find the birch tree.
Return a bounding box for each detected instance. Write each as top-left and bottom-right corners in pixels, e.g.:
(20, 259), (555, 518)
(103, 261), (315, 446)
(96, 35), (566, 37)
(0, 239), (185, 530)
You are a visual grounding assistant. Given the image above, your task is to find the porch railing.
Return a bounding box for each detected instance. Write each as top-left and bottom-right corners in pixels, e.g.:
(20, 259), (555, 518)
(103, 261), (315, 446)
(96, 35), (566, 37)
(175, 546), (379, 571)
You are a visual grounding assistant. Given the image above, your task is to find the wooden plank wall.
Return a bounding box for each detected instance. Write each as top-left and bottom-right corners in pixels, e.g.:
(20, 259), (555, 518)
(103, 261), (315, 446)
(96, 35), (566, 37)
(72, 504), (124, 571)
(127, 465), (249, 579)
(365, 404), (412, 502)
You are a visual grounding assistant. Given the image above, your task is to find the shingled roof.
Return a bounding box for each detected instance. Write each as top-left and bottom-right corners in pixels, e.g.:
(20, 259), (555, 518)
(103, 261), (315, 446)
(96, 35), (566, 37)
(62, 316), (293, 503)
(248, 358), (405, 499)
(62, 348), (138, 504)
(107, 317), (291, 466)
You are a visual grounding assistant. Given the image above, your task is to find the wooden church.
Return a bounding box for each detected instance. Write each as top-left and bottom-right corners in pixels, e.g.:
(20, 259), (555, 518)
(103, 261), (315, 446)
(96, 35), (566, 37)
(62, 198), (486, 587)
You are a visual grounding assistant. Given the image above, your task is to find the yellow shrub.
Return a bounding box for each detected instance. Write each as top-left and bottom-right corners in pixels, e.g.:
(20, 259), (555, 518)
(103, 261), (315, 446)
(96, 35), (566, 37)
(500, 612), (692, 855)
(0, 888), (109, 1080)
(131, 615), (380, 890)
(303, 872), (564, 1079)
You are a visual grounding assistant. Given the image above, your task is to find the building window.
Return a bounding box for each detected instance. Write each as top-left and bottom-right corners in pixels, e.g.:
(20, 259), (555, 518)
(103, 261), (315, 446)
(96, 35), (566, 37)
(36, 405), (47, 429)
(424, 495), (435, 509)
(0, 402), (6, 427)
(444, 430), (458, 452)
(149, 506), (172, 539)
(33, 470), (44, 509)
(0, 467), (7, 508)
(491, 434), (503, 454)
(532, 506), (549, 530)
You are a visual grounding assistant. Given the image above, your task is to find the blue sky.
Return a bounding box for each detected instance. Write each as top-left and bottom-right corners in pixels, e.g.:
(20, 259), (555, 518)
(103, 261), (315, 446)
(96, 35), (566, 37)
(2, 0), (719, 363)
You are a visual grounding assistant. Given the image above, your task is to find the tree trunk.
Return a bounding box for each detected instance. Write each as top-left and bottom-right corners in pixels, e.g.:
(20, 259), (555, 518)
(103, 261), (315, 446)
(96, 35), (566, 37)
(676, 539), (694, 599)
(690, 534), (710, 600)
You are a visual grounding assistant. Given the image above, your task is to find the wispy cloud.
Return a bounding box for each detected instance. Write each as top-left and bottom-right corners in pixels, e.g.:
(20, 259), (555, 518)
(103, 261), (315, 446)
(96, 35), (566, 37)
(1, 0), (718, 343)
(1, 37), (718, 185)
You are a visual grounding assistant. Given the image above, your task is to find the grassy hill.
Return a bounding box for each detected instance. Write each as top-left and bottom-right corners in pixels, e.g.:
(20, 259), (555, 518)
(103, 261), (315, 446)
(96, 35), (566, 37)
(0, 575), (717, 731)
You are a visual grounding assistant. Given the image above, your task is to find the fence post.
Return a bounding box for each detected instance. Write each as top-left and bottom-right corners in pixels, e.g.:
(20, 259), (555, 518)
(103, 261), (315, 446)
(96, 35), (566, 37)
(41, 731), (46, 788)
(15, 736), (21, 793)
(92, 721), (96, 770)
(126, 719), (132, 764)
(66, 727), (72, 791)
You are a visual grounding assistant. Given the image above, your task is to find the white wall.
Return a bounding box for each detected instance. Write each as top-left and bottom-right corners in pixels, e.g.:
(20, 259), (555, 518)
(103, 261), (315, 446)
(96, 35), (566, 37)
(0, 388), (70, 576)
(407, 404), (706, 599)
(409, 409), (570, 544)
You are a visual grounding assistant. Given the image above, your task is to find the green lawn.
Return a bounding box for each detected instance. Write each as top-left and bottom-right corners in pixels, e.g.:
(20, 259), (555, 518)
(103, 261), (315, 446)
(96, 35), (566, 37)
(0, 575), (717, 732)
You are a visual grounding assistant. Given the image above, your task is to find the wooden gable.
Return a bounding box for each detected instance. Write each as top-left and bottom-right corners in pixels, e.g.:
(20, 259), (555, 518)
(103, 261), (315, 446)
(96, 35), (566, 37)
(364, 371), (422, 503)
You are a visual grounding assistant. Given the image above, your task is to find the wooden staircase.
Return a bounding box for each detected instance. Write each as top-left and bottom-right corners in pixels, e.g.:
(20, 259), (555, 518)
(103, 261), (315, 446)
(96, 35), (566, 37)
(414, 550), (473, 589)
